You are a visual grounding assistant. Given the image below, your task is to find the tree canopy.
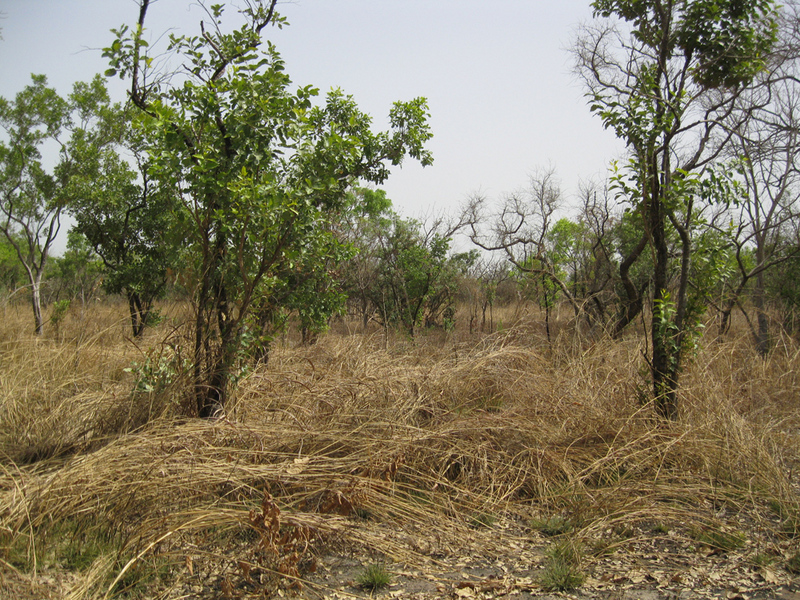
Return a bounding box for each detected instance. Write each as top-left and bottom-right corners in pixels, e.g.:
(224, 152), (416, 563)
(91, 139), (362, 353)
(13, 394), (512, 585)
(103, 0), (434, 416)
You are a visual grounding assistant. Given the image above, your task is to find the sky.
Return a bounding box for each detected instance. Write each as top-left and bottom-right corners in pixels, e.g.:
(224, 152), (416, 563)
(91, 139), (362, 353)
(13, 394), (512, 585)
(0, 0), (625, 250)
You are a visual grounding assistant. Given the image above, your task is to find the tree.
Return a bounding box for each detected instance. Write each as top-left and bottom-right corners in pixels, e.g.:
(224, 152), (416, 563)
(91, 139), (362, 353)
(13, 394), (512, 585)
(105, 0), (433, 417)
(708, 4), (800, 353)
(0, 234), (26, 296)
(547, 218), (589, 300)
(464, 168), (584, 343)
(574, 180), (618, 332)
(765, 240), (800, 333)
(575, 0), (779, 419)
(0, 75), (81, 335)
(338, 187), (394, 330)
(463, 257), (510, 334)
(369, 214), (472, 337)
(66, 95), (184, 338)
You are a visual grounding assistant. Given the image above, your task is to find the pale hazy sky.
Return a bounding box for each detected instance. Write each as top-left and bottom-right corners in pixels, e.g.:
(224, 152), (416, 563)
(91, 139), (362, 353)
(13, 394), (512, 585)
(0, 0), (624, 237)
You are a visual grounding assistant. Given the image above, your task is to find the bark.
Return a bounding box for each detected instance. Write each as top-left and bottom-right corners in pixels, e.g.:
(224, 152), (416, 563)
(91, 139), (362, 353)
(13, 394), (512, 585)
(127, 291), (151, 338)
(612, 232), (648, 338)
(31, 274), (43, 336)
(754, 268), (770, 356)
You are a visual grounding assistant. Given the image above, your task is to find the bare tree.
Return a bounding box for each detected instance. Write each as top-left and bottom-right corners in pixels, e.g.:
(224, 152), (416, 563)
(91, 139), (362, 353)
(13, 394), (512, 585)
(463, 256), (510, 334)
(464, 168), (581, 309)
(575, 179), (619, 332)
(463, 168), (583, 343)
(711, 3), (800, 354)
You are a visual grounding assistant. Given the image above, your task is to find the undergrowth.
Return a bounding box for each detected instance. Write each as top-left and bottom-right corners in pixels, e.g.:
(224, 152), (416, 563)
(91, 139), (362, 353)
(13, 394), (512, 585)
(0, 302), (798, 598)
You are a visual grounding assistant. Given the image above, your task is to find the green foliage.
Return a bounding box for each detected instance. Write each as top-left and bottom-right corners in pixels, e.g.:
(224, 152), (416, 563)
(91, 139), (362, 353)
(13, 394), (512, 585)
(49, 299), (71, 332)
(125, 347), (190, 398)
(368, 215), (473, 336)
(591, 0), (778, 89)
(356, 563), (392, 591)
(104, 1), (433, 416)
(611, 206), (652, 282)
(547, 218), (588, 284)
(691, 527), (746, 552)
(652, 522), (670, 535)
(2, 519), (120, 575)
(0, 75), (73, 334)
(65, 84), (185, 337)
(530, 515), (575, 537)
(581, 0), (778, 417)
(539, 539), (584, 592)
(0, 235), (26, 294)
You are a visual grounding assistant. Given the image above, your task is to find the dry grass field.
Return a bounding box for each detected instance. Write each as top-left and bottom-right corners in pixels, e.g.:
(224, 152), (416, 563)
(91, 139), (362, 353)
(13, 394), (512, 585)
(0, 300), (799, 599)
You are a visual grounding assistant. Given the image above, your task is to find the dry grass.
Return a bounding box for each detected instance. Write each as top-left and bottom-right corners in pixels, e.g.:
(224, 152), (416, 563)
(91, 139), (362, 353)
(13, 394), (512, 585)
(0, 300), (798, 598)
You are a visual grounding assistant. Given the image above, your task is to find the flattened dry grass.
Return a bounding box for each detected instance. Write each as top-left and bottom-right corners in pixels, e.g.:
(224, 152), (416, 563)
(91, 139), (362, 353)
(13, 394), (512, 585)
(0, 303), (798, 598)
(0, 302), (188, 465)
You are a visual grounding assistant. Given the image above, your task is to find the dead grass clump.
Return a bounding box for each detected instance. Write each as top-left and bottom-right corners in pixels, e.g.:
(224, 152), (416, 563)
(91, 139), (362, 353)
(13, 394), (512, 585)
(0, 303), (194, 465)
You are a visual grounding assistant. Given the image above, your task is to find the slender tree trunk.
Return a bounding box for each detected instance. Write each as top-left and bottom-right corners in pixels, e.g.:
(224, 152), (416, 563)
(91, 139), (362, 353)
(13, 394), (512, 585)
(194, 240), (216, 417)
(31, 273), (44, 336)
(128, 291), (149, 337)
(754, 268), (770, 356)
(719, 306), (733, 337)
(718, 276), (750, 338)
(612, 232), (648, 338)
(542, 273), (552, 346)
(361, 295), (370, 331)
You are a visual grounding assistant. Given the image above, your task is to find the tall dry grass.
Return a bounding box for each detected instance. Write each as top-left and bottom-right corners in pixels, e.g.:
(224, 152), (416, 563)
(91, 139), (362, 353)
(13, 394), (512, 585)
(0, 299), (798, 598)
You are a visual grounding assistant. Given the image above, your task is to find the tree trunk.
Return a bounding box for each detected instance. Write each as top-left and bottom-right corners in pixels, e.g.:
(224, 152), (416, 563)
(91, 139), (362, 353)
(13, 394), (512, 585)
(649, 173), (679, 421)
(754, 268), (770, 356)
(128, 291), (148, 337)
(361, 295), (370, 331)
(718, 305), (733, 338)
(612, 232), (648, 338)
(31, 274), (44, 336)
(542, 273), (552, 347)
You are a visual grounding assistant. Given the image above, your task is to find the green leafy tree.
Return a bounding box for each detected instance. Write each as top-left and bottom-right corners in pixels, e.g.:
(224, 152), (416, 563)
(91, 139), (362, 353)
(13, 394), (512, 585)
(338, 187), (394, 330)
(576, 0), (779, 418)
(252, 223), (353, 352)
(608, 206), (653, 335)
(105, 0), (433, 417)
(547, 218), (590, 299)
(0, 75), (72, 334)
(371, 215), (472, 337)
(65, 90), (184, 337)
(0, 234), (26, 295)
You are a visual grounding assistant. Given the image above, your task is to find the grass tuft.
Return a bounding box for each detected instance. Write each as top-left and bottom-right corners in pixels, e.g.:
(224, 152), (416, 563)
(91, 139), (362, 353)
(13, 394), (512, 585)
(691, 527), (746, 552)
(530, 515), (574, 536)
(539, 539), (584, 591)
(356, 563), (392, 591)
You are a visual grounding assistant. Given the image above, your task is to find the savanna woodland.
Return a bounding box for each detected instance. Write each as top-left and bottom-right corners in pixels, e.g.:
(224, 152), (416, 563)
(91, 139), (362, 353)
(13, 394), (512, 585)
(2, 1), (800, 598)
